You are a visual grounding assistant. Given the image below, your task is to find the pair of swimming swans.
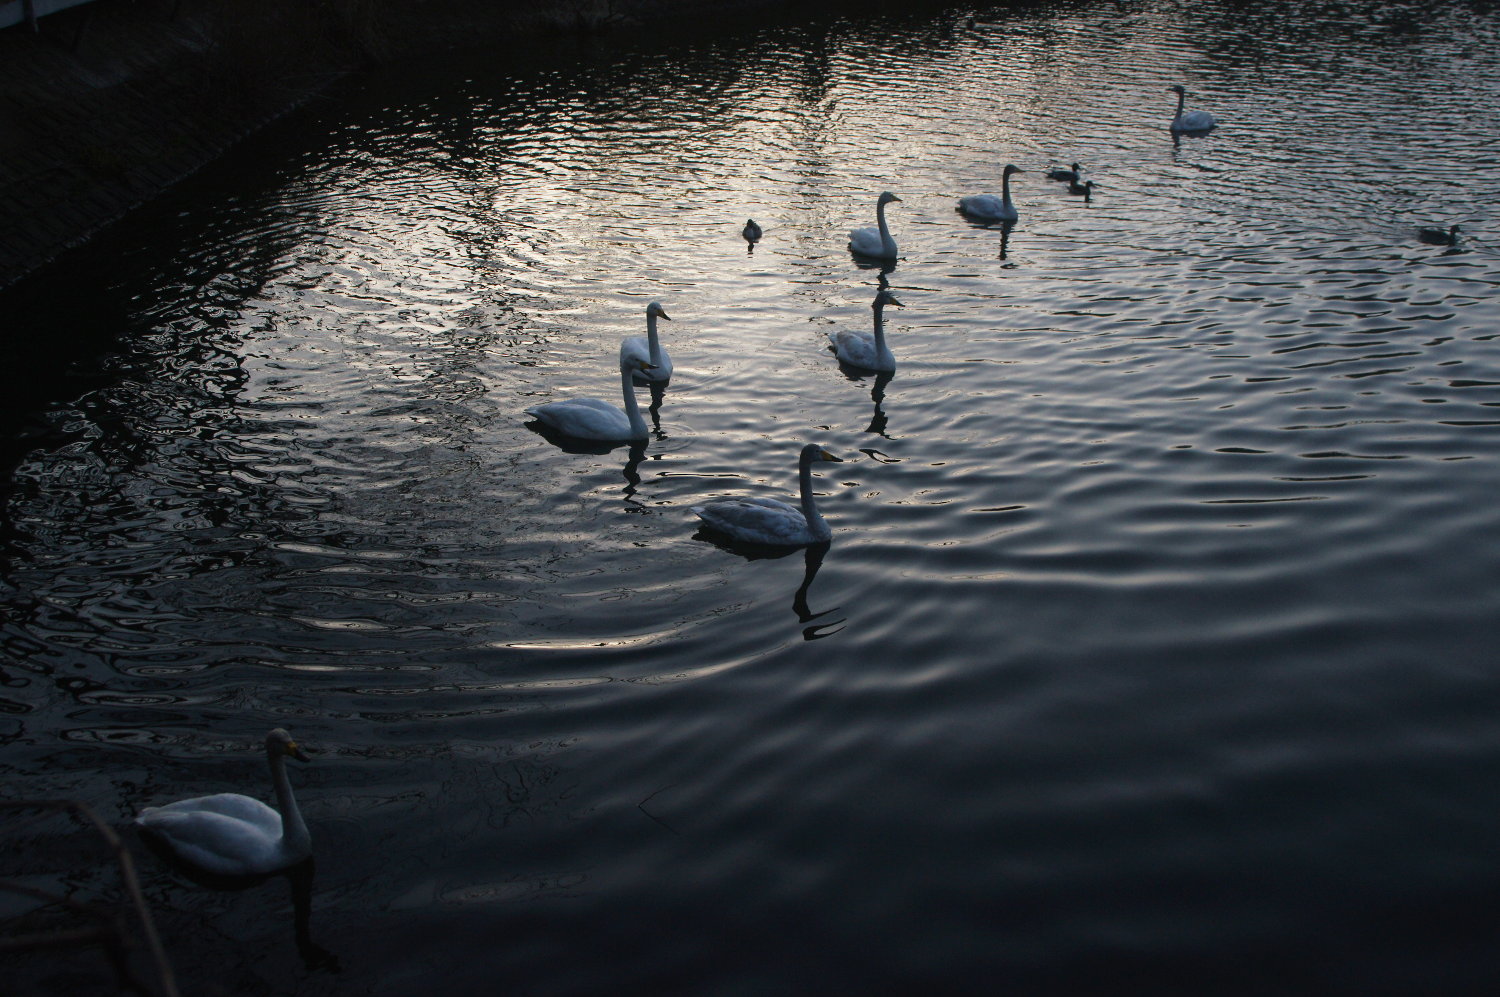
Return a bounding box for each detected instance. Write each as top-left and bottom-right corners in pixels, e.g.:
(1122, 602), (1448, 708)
(525, 302), (672, 442)
(699, 290), (899, 542)
(850, 174), (1018, 249)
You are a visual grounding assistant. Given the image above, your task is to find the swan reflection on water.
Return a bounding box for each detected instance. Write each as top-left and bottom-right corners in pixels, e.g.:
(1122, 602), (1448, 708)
(619, 442), (652, 513)
(956, 209), (1015, 259)
(692, 533), (845, 640)
(138, 844), (339, 973)
(862, 371), (894, 438)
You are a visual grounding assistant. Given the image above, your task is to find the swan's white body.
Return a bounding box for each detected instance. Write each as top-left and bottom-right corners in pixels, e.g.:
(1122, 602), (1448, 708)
(693, 443), (844, 546)
(1169, 85), (1216, 133)
(620, 302), (673, 383)
(848, 192), (901, 260)
(829, 289), (903, 372)
(526, 349), (655, 441)
(135, 729), (311, 878)
(959, 165), (1022, 223)
(742, 219), (762, 242)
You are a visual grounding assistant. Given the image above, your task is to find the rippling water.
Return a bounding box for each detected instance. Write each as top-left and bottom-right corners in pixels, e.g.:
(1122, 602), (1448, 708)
(5, 1), (1500, 993)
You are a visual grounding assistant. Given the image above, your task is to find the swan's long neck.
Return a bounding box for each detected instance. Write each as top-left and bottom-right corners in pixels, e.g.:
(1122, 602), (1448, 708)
(268, 749), (309, 856)
(871, 302), (892, 365)
(1001, 170), (1014, 207)
(876, 200), (894, 255)
(798, 450), (830, 540)
(645, 313), (662, 367)
(1173, 90), (1186, 122)
(620, 365), (647, 438)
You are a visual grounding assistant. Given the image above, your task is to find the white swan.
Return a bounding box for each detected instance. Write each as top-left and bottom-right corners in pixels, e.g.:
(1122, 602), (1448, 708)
(958, 164), (1023, 223)
(742, 219), (763, 242)
(620, 301), (673, 383)
(848, 192), (901, 260)
(1168, 84), (1216, 133)
(693, 443), (845, 546)
(526, 346), (656, 441)
(135, 729), (311, 878)
(829, 288), (904, 372)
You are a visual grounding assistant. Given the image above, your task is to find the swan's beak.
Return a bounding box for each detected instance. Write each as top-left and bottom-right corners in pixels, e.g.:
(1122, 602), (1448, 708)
(659, 310), (671, 321)
(287, 741), (311, 763)
(891, 196), (903, 203)
(637, 359), (657, 370)
(887, 295), (905, 307)
(818, 450), (844, 462)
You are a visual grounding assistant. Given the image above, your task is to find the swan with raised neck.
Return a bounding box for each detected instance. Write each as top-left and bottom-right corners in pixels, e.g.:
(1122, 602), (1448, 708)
(849, 192), (902, 260)
(829, 288), (905, 371)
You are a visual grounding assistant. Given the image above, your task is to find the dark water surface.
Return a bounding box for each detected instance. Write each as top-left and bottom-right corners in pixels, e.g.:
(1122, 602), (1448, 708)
(5, 1), (1500, 993)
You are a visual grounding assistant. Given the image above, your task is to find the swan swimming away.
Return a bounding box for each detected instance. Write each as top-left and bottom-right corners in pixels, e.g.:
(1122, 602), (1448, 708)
(742, 219), (763, 242)
(959, 165), (1023, 223)
(848, 192), (901, 260)
(525, 346), (657, 441)
(1168, 84), (1217, 133)
(1418, 224), (1461, 246)
(693, 443), (846, 547)
(829, 288), (904, 372)
(135, 728), (311, 878)
(1047, 162), (1081, 182)
(620, 301), (673, 383)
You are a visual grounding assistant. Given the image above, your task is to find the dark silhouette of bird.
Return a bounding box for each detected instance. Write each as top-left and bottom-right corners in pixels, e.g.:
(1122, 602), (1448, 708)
(1418, 224), (1460, 247)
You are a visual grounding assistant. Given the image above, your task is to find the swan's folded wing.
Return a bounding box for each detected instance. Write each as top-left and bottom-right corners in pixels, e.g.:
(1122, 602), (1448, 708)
(140, 792), (275, 823)
(959, 194), (1001, 216)
(694, 497), (810, 545)
(556, 397), (623, 415)
(848, 226), (880, 253)
(526, 398), (631, 439)
(137, 806), (284, 876)
(829, 330), (876, 367)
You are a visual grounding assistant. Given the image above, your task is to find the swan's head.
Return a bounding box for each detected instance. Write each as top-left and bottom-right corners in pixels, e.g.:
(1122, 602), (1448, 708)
(1003, 164), (1023, 177)
(267, 728), (311, 763)
(801, 442), (845, 464)
(877, 192), (902, 206)
(647, 301), (671, 321)
(1168, 84), (1187, 95)
(873, 289), (904, 309)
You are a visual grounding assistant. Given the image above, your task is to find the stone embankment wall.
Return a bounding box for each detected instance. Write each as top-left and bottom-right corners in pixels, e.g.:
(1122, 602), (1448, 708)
(0, 0), (773, 290)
